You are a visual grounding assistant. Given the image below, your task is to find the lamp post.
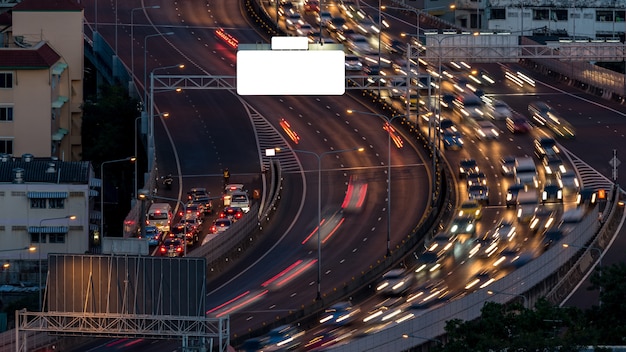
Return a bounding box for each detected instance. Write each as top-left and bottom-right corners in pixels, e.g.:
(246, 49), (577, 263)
(38, 215), (76, 311)
(148, 63), (183, 172)
(131, 6), (160, 81)
(100, 157), (136, 237)
(487, 289), (528, 309)
(347, 109), (404, 256)
(149, 194), (188, 256)
(401, 334), (442, 345)
(562, 243), (603, 305)
(292, 147), (364, 301)
(143, 32), (175, 107)
(423, 31), (478, 205)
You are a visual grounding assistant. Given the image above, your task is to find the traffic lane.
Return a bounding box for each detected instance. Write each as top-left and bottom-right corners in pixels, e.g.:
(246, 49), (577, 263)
(151, 90), (261, 201)
(481, 62), (626, 184)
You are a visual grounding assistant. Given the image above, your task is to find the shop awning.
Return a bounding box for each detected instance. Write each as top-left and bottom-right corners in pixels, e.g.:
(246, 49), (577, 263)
(27, 191), (68, 199)
(28, 226), (68, 233)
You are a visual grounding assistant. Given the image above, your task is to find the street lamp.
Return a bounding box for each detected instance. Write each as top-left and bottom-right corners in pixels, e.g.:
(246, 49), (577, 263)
(149, 194), (188, 256)
(100, 157), (136, 237)
(401, 333), (442, 345)
(292, 147), (364, 300)
(38, 215), (76, 311)
(148, 63), (183, 170)
(487, 289), (528, 309)
(562, 243), (603, 305)
(131, 6), (161, 80)
(143, 32), (175, 107)
(347, 109), (404, 256)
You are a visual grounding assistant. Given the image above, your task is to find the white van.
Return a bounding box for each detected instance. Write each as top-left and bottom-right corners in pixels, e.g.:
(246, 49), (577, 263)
(230, 191), (251, 213)
(147, 203), (173, 232)
(514, 157), (538, 188)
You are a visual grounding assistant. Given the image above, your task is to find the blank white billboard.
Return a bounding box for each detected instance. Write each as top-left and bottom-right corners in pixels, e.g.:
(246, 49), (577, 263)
(237, 48), (345, 96)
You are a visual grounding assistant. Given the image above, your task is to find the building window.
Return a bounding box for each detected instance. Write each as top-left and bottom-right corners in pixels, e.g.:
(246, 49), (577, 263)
(554, 9), (567, 21)
(48, 198), (65, 209)
(48, 233), (65, 243)
(30, 198), (46, 209)
(31, 233), (47, 243)
(533, 9), (549, 20)
(491, 8), (506, 20)
(597, 11), (613, 22)
(616, 10), (625, 22)
(0, 107), (13, 121)
(0, 73), (12, 89)
(0, 139), (12, 154)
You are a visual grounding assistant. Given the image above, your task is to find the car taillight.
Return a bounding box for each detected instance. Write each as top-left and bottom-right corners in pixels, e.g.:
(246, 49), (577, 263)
(159, 247), (166, 253)
(211, 226), (216, 232)
(219, 213), (225, 218)
(236, 213), (242, 219)
(176, 247), (183, 252)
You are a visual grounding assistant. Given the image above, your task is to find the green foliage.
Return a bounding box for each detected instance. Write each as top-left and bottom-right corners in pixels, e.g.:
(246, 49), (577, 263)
(81, 84), (140, 165)
(433, 263), (626, 351)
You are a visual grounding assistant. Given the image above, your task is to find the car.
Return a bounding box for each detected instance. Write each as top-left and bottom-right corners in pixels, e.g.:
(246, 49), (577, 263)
(158, 238), (185, 257)
(387, 77), (407, 99)
(443, 129), (464, 150)
(466, 172), (487, 187)
(328, 16), (348, 32)
(557, 170), (580, 193)
(220, 206), (244, 221)
(319, 301), (359, 326)
(190, 195), (213, 215)
(475, 230), (502, 259)
(459, 159), (480, 178)
(140, 225), (161, 246)
(303, 0), (320, 13)
(474, 119), (500, 140)
(180, 203), (202, 218)
(286, 13), (304, 30)
(541, 229), (564, 252)
(576, 188), (597, 207)
(316, 10), (332, 24)
(230, 191), (251, 213)
(468, 184), (490, 204)
(376, 268), (413, 296)
(277, 2), (295, 18)
(349, 34), (375, 55)
(534, 137), (560, 159)
(493, 218), (517, 242)
(296, 23), (315, 36)
(261, 325), (305, 351)
(542, 183), (563, 203)
(170, 222), (199, 246)
(187, 187), (209, 200)
(181, 212), (202, 229)
(449, 216), (476, 240)
(529, 206), (556, 235)
(224, 183), (245, 206)
(426, 232), (455, 257)
(458, 200), (483, 220)
(344, 55), (363, 71)
(414, 251), (444, 275)
(505, 183), (525, 208)
(500, 156), (517, 177)
(210, 218), (233, 234)
(487, 100), (512, 120)
(542, 155), (567, 175)
(506, 113), (532, 134)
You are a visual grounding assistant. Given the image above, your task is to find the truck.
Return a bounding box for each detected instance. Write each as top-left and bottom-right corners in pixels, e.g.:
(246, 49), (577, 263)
(516, 190), (539, 223)
(514, 156), (538, 188)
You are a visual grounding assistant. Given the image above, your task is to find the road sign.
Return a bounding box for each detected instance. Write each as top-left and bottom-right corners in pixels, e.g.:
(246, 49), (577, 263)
(609, 155), (621, 168)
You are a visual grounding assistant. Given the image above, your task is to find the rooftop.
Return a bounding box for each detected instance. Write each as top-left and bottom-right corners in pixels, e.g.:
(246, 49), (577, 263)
(0, 155), (92, 184)
(12, 0), (83, 12)
(0, 41), (61, 69)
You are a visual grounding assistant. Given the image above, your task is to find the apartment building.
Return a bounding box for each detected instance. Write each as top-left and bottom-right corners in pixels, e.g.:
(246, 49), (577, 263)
(0, 154), (99, 264)
(0, 0), (83, 161)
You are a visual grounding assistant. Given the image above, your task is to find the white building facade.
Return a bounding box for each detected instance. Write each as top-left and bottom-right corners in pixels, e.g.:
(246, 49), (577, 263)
(0, 156), (99, 266)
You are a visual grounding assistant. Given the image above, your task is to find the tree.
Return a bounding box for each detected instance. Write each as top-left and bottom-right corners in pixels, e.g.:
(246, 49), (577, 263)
(586, 262), (626, 345)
